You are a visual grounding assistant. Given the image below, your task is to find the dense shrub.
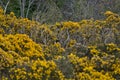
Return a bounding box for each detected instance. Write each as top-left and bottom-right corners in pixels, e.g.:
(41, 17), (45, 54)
(0, 7), (120, 80)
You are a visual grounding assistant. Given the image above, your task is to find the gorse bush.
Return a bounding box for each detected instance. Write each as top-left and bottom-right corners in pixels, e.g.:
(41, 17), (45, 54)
(0, 7), (120, 80)
(0, 34), (64, 80)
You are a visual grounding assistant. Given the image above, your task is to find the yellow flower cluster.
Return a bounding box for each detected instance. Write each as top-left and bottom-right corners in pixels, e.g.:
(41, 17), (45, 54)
(0, 34), (64, 80)
(0, 7), (120, 80)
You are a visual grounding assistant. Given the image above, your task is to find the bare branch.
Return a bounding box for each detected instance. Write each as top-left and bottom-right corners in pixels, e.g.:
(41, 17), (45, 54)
(0, 0), (5, 8)
(4, 0), (10, 14)
(19, 0), (26, 17)
(26, 0), (35, 18)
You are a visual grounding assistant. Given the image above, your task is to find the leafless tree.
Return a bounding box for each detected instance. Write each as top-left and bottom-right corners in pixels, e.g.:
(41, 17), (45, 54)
(0, 0), (10, 14)
(26, 0), (35, 18)
(32, 0), (63, 24)
(18, 0), (35, 18)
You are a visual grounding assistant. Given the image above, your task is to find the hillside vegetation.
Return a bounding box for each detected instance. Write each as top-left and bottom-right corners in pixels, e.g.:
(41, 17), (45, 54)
(0, 0), (120, 23)
(0, 7), (120, 80)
